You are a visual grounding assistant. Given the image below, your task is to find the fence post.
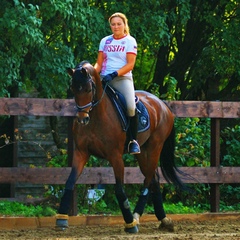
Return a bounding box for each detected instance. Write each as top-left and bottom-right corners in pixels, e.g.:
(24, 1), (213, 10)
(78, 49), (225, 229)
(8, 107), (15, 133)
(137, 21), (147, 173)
(210, 118), (221, 212)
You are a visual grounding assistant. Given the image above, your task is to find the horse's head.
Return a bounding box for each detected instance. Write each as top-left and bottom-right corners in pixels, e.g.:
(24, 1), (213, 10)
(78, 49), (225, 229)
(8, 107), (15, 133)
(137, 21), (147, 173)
(68, 62), (96, 125)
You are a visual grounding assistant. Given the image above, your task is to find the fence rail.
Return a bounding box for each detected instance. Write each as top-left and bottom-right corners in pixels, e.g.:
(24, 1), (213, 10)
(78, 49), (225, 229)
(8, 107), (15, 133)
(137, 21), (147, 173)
(0, 98), (240, 214)
(0, 167), (239, 184)
(0, 98), (240, 118)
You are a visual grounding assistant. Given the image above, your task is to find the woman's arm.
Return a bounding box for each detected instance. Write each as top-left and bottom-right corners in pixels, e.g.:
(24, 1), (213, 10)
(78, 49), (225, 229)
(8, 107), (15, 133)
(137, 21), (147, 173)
(117, 53), (136, 76)
(94, 51), (104, 73)
(95, 52), (136, 76)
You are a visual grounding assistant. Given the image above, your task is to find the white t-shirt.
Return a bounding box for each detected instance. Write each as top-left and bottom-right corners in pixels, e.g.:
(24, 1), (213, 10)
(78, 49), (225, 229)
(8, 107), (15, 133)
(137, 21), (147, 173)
(98, 34), (137, 77)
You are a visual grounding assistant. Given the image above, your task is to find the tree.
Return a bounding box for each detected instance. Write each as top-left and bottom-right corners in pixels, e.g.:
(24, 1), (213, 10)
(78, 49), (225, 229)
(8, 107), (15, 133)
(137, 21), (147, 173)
(151, 0), (240, 100)
(0, 0), (106, 98)
(1, 0), (239, 101)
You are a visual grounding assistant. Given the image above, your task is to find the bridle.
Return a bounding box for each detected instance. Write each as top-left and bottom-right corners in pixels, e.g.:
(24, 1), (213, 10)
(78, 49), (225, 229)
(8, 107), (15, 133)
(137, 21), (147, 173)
(74, 77), (97, 114)
(73, 68), (107, 116)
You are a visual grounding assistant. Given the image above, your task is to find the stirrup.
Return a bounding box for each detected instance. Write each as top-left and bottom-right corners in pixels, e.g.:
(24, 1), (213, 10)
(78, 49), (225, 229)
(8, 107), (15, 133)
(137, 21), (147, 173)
(128, 140), (141, 155)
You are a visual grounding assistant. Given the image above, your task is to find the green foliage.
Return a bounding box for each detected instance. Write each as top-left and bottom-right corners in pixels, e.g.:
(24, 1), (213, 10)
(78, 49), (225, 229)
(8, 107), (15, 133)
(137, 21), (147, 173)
(219, 124), (240, 211)
(0, 0), (43, 97)
(221, 125), (240, 166)
(175, 118), (211, 167)
(179, 1), (240, 100)
(0, 0), (239, 100)
(219, 201), (240, 212)
(46, 152), (68, 168)
(76, 184), (207, 215)
(162, 76), (181, 100)
(44, 153), (68, 200)
(163, 202), (204, 214)
(220, 185), (240, 208)
(0, 201), (56, 217)
(0, 0), (105, 98)
(0, 199), (205, 217)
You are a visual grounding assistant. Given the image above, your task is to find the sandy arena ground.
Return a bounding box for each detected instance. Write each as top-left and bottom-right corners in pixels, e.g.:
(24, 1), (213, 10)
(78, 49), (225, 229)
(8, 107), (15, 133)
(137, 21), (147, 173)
(0, 217), (239, 239)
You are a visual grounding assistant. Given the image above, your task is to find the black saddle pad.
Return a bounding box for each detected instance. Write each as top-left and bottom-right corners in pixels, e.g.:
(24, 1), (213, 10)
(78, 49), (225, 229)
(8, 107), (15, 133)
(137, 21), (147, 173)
(105, 84), (150, 132)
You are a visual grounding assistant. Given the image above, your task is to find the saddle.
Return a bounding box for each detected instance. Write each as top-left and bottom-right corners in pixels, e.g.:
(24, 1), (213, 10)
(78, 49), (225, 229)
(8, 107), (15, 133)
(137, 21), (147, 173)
(104, 84), (150, 133)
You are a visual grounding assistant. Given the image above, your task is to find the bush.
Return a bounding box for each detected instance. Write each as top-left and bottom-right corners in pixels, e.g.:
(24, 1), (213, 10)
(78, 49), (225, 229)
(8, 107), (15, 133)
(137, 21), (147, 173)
(219, 125), (240, 210)
(0, 201), (56, 217)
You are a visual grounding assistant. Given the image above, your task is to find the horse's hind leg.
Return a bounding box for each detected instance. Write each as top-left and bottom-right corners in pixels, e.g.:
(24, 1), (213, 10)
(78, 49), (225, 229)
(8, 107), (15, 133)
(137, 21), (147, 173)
(151, 174), (174, 232)
(132, 148), (159, 226)
(111, 155), (138, 234)
(133, 184), (150, 224)
(133, 173), (174, 232)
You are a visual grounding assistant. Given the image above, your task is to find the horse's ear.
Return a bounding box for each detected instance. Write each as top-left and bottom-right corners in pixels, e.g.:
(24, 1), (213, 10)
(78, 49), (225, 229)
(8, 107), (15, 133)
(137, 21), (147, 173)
(81, 67), (88, 75)
(67, 68), (74, 76)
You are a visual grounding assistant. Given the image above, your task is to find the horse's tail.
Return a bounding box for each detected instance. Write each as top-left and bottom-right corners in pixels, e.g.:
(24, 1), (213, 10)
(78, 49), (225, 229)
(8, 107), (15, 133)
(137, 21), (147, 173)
(160, 125), (191, 191)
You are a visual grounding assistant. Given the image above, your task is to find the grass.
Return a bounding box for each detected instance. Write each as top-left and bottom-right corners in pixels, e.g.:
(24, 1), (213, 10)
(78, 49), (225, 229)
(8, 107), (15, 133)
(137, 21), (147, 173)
(0, 200), (204, 217)
(0, 200), (238, 217)
(0, 201), (56, 217)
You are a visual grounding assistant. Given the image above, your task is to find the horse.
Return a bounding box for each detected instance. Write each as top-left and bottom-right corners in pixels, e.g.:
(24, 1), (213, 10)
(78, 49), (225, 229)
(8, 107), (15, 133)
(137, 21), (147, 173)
(56, 60), (188, 233)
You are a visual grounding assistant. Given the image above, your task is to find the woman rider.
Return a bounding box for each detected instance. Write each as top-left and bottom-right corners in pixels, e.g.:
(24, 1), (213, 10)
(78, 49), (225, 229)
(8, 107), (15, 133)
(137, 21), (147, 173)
(94, 12), (140, 155)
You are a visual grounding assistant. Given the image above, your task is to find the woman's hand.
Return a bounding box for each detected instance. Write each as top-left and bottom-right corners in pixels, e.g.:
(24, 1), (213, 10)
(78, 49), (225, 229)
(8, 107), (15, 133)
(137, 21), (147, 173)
(102, 71), (118, 83)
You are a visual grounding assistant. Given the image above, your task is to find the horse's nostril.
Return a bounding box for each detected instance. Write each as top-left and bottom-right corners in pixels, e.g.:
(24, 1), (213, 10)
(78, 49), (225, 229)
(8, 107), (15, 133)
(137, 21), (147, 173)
(83, 117), (90, 125)
(78, 116), (90, 125)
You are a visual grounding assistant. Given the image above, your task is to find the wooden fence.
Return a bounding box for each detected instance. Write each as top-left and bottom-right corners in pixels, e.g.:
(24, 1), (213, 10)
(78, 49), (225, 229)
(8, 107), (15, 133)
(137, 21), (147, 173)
(0, 98), (240, 214)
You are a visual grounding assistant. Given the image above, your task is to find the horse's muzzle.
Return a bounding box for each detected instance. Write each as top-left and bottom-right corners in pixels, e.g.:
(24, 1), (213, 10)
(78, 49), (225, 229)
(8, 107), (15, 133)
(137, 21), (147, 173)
(76, 113), (90, 125)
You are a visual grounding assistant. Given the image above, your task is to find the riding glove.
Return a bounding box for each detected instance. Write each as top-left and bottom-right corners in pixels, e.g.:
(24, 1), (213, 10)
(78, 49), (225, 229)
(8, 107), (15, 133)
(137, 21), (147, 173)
(102, 71), (118, 83)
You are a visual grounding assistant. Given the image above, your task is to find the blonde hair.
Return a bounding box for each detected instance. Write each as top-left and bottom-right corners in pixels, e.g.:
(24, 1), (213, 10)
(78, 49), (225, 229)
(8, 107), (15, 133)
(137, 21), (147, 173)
(108, 12), (130, 35)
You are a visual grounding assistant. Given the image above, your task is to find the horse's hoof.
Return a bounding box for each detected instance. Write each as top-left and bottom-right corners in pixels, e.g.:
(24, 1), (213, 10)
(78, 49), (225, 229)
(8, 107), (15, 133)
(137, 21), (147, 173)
(55, 226), (68, 231)
(124, 225), (139, 233)
(55, 214), (69, 231)
(159, 217), (174, 232)
(56, 219), (69, 230)
(133, 212), (140, 225)
(124, 219), (139, 233)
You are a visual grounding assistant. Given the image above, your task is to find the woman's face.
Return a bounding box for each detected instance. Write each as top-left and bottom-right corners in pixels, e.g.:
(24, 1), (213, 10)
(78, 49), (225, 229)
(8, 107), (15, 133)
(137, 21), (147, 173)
(110, 17), (125, 38)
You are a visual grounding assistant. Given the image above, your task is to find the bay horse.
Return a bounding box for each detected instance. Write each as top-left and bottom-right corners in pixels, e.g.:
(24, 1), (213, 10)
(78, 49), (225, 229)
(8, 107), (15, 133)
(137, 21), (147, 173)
(56, 61), (187, 233)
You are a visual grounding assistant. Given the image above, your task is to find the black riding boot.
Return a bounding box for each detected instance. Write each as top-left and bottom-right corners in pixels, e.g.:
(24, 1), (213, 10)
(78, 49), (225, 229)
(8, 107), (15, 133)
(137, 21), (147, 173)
(128, 113), (141, 154)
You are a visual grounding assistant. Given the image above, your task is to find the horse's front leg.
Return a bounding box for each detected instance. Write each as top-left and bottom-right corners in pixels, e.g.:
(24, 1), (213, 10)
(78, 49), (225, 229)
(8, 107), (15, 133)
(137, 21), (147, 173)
(56, 149), (88, 230)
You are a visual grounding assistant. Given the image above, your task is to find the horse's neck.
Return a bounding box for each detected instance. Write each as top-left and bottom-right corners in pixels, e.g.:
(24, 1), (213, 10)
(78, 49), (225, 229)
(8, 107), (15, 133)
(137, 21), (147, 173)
(95, 82), (108, 109)
(85, 64), (110, 113)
